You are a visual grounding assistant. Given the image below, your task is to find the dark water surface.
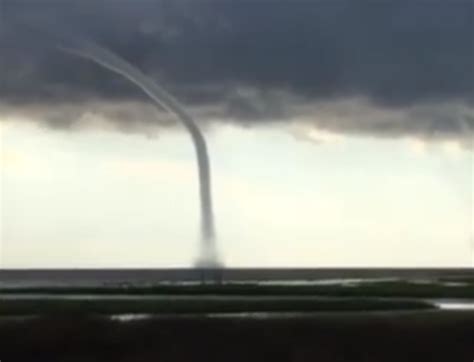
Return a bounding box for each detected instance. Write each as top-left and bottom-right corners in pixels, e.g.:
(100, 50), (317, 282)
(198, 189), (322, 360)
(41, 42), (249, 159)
(1, 311), (473, 362)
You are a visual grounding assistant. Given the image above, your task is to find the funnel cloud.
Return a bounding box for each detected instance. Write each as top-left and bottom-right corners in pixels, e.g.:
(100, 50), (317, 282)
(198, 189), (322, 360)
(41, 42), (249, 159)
(28, 30), (220, 267)
(0, 0), (472, 269)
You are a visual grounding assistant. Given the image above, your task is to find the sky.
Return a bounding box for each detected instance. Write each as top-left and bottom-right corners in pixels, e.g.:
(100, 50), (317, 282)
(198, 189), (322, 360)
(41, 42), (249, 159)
(0, 0), (473, 267)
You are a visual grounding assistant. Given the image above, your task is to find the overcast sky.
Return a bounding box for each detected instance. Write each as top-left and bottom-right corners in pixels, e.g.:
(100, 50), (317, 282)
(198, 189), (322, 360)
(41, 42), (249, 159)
(0, 0), (472, 267)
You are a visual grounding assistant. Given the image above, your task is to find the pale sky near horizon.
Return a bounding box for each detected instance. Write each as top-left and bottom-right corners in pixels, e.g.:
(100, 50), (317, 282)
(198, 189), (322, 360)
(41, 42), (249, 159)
(1, 118), (472, 268)
(1, 0), (473, 268)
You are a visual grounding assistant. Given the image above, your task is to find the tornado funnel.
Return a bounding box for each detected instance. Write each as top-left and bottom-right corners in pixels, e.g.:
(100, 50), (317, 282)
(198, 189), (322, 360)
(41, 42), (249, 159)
(53, 37), (220, 267)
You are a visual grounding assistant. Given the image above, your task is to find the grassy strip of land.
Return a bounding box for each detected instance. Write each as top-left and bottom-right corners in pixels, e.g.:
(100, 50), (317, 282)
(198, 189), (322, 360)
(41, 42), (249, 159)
(437, 277), (474, 284)
(0, 297), (434, 316)
(2, 280), (473, 298)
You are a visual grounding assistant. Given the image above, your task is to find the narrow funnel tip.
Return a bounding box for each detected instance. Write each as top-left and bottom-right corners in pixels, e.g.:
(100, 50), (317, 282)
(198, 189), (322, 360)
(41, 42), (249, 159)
(194, 258), (224, 284)
(194, 239), (223, 269)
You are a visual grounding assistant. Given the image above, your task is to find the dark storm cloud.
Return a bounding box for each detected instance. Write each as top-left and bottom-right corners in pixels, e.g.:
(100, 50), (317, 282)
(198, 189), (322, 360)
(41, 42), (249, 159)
(1, 0), (473, 138)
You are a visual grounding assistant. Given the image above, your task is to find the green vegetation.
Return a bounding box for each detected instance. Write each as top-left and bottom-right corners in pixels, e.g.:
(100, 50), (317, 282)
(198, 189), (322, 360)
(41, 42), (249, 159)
(437, 277), (474, 284)
(2, 279), (471, 316)
(2, 279), (474, 298)
(0, 296), (433, 316)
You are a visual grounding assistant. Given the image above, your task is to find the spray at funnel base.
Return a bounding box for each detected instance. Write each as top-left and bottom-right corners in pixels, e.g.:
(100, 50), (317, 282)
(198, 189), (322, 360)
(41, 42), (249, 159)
(55, 39), (220, 267)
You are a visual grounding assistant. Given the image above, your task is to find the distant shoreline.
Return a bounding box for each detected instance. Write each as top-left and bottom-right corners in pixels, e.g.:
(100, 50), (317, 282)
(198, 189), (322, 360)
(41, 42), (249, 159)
(1, 268), (472, 287)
